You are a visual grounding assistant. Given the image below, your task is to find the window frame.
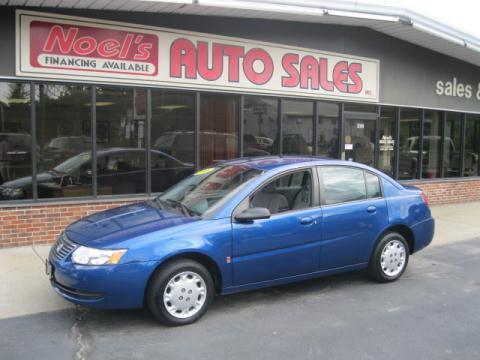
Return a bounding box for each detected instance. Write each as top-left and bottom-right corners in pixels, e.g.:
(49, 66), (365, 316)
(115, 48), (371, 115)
(363, 170), (383, 200)
(232, 166), (320, 220)
(316, 165), (383, 207)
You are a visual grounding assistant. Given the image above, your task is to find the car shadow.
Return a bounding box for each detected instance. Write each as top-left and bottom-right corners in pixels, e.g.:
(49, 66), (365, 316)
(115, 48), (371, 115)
(80, 269), (372, 328)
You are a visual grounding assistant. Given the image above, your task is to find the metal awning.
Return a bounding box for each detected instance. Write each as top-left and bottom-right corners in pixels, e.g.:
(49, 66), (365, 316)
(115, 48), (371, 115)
(3, 0), (480, 67)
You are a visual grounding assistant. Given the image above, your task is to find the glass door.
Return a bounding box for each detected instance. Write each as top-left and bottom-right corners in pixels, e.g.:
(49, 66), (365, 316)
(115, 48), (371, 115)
(344, 113), (377, 167)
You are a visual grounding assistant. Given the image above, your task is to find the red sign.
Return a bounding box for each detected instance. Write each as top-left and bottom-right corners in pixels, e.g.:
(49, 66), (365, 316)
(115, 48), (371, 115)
(17, 11), (380, 102)
(29, 21), (158, 76)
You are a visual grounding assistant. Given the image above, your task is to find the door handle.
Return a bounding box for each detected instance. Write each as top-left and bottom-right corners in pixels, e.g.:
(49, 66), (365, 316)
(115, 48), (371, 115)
(367, 206), (377, 213)
(300, 216), (314, 225)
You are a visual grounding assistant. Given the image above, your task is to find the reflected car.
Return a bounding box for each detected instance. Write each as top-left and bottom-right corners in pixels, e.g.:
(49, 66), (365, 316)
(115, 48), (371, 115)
(47, 156), (434, 326)
(0, 133), (32, 183)
(398, 135), (469, 178)
(41, 136), (92, 169)
(0, 148), (192, 200)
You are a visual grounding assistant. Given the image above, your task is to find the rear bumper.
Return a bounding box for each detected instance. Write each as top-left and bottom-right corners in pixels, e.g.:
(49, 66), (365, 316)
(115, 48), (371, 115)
(411, 217), (435, 253)
(49, 255), (157, 309)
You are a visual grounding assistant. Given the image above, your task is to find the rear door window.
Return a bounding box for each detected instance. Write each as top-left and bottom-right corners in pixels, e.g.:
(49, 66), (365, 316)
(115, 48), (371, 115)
(319, 166), (366, 205)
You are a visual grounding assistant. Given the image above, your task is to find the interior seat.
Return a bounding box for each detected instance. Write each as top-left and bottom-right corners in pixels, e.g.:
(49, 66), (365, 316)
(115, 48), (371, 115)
(251, 182), (288, 214)
(293, 175), (312, 210)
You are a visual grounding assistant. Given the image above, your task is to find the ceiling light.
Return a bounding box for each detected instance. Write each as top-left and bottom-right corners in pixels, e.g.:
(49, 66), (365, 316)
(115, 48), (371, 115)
(84, 102), (115, 107)
(157, 105), (189, 111)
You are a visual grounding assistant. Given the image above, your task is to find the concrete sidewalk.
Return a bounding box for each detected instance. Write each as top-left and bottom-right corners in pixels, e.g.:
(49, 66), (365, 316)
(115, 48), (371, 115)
(1, 201), (479, 320)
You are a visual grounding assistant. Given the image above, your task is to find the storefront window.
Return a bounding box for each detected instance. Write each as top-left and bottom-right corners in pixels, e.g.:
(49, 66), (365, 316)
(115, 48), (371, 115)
(465, 114), (480, 177)
(243, 96), (278, 156)
(378, 107), (397, 177)
(35, 84), (92, 199)
(282, 99), (313, 155)
(398, 109), (421, 179)
(200, 94), (238, 168)
(443, 113), (462, 177)
(0, 82), (32, 201)
(96, 87), (146, 195)
(422, 111), (442, 179)
(316, 102), (339, 158)
(151, 91), (195, 193)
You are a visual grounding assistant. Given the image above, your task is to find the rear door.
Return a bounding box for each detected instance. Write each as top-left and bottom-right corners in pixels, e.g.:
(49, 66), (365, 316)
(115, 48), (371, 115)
(317, 166), (389, 270)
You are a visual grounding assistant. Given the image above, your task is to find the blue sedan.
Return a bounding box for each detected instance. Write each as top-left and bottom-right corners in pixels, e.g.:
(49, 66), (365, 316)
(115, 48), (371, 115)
(47, 156), (434, 325)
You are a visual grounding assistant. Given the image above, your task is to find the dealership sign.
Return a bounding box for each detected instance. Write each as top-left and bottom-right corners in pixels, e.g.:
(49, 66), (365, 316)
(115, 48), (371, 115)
(16, 11), (380, 102)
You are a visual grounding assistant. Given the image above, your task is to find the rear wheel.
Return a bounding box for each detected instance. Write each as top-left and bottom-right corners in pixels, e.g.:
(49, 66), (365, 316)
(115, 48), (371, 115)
(368, 232), (409, 282)
(147, 259), (214, 326)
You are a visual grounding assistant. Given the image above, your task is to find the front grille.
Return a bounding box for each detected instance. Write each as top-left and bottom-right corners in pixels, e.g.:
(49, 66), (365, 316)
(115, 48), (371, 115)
(50, 233), (77, 261)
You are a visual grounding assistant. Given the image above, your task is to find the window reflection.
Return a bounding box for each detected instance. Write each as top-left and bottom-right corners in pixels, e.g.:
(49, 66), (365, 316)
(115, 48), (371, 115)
(36, 84), (92, 199)
(96, 87), (146, 195)
(200, 94), (238, 168)
(0, 82), (32, 200)
(151, 91), (195, 193)
(465, 115), (480, 177)
(443, 113), (462, 177)
(282, 100), (313, 155)
(320, 166), (366, 205)
(317, 102), (339, 158)
(422, 111), (442, 179)
(378, 107), (397, 177)
(243, 96), (278, 156)
(398, 109), (421, 179)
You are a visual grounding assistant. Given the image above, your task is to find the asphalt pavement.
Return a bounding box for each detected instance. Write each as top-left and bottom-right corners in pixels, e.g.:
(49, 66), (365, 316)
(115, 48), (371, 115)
(1, 202), (480, 360)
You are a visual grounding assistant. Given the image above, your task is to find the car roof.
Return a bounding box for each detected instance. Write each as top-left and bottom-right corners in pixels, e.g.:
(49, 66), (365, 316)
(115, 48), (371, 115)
(219, 156), (339, 171)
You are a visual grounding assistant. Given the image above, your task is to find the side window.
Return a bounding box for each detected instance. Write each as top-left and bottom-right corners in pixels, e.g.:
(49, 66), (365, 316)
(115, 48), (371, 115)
(320, 166), (366, 205)
(365, 172), (381, 198)
(250, 170), (312, 214)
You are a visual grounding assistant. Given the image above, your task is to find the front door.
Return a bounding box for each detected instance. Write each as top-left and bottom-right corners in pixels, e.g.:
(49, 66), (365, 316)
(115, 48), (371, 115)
(344, 114), (377, 167)
(231, 169), (323, 285)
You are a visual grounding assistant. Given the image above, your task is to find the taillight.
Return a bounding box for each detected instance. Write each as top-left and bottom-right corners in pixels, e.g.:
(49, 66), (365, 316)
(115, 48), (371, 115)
(421, 191), (430, 207)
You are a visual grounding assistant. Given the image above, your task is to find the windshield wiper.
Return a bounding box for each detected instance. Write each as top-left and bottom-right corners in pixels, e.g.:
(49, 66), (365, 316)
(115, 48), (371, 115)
(162, 198), (200, 217)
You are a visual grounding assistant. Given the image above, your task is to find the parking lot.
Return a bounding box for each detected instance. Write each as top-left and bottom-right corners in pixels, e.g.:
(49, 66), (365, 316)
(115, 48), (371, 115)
(1, 203), (480, 360)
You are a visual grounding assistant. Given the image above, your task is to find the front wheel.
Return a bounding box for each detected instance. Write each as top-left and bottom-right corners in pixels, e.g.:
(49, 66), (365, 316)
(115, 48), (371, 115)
(147, 259), (214, 326)
(368, 232), (409, 282)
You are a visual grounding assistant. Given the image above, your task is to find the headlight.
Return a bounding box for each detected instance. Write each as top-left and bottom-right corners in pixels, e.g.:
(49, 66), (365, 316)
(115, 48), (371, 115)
(71, 246), (127, 266)
(1, 187), (23, 198)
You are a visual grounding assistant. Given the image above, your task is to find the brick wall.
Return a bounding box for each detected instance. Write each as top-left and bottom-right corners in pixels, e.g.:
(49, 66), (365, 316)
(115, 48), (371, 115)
(0, 199), (141, 249)
(402, 178), (480, 206)
(1, 178), (480, 248)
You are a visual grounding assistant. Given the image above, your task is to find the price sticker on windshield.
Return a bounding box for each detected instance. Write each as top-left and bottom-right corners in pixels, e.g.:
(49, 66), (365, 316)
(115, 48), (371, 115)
(194, 168), (216, 176)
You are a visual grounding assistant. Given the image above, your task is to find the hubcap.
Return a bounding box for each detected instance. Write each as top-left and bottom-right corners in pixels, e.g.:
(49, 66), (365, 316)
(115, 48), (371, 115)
(380, 240), (406, 277)
(163, 271), (207, 319)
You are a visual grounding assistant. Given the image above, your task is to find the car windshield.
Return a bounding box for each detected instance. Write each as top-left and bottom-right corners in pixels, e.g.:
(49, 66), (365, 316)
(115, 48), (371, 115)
(156, 164), (263, 217)
(54, 152), (91, 174)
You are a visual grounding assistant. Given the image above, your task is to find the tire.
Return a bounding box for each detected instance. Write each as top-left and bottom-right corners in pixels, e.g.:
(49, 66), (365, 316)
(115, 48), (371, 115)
(147, 259), (214, 326)
(368, 232), (409, 283)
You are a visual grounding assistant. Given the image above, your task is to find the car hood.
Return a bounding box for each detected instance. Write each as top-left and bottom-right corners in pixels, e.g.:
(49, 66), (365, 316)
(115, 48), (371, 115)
(65, 201), (199, 248)
(1, 172), (57, 189)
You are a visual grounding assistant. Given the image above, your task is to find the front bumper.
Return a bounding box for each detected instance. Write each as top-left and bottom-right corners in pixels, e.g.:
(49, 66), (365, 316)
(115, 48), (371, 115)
(49, 252), (157, 309)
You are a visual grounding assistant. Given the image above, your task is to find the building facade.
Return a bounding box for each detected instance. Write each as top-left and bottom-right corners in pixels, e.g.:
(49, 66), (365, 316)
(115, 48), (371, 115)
(0, 3), (479, 248)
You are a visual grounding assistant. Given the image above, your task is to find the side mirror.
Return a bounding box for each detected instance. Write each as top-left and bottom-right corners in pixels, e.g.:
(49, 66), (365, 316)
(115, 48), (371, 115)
(235, 207), (271, 222)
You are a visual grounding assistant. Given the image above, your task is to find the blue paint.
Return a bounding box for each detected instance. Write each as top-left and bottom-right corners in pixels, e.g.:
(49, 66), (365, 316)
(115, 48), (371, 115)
(49, 156), (434, 309)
